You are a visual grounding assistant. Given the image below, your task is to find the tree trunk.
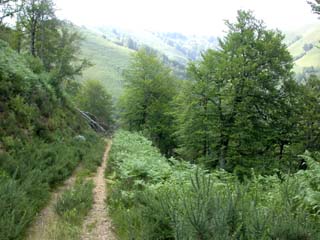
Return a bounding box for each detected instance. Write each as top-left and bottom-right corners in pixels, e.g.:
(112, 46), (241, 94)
(279, 142), (285, 161)
(30, 22), (36, 56)
(219, 135), (229, 169)
(203, 97), (210, 160)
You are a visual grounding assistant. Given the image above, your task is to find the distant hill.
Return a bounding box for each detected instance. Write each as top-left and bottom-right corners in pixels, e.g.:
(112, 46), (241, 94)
(79, 27), (133, 98)
(285, 23), (320, 79)
(79, 26), (217, 98)
(79, 23), (320, 98)
(90, 26), (218, 63)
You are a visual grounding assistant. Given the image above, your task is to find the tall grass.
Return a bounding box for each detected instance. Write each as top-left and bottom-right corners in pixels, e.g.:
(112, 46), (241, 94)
(47, 179), (95, 239)
(55, 180), (94, 224)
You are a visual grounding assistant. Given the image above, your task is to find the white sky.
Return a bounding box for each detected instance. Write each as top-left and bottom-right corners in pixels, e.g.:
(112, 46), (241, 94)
(54, 0), (318, 36)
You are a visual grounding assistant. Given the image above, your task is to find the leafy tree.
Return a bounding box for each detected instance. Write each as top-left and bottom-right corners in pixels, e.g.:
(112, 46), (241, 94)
(43, 22), (91, 88)
(298, 75), (320, 152)
(308, 0), (320, 15)
(15, 0), (90, 90)
(174, 55), (219, 165)
(0, 1), (23, 48)
(176, 11), (294, 172)
(76, 80), (114, 130)
(119, 49), (177, 156)
(0, 0), (23, 25)
(18, 0), (55, 56)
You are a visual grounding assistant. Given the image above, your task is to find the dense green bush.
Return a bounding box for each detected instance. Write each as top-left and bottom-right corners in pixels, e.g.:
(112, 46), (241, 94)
(0, 135), (103, 239)
(108, 131), (320, 240)
(0, 174), (34, 240)
(81, 135), (106, 172)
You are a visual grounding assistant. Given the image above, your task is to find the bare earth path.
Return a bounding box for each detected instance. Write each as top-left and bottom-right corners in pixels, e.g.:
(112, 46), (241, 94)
(81, 142), (117, 240)
(26, 166), (81, 240)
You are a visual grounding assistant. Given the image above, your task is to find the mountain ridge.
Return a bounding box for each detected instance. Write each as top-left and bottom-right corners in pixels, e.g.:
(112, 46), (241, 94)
(79, 23), (320, 96)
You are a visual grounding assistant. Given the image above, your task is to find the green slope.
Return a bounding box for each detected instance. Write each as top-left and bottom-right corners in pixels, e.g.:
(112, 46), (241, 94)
(79, 24), (320, 100)
(79, 27), (134, 98)
(92, 26), (189, 64)
(286, 23), (320, 73)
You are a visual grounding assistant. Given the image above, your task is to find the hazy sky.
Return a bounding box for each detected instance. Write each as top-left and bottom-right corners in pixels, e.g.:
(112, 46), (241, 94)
(54, 0), (318, 35)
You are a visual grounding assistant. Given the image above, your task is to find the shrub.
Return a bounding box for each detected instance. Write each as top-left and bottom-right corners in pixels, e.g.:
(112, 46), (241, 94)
(0, 175), (34, 240)
(107, 131), (320, 240)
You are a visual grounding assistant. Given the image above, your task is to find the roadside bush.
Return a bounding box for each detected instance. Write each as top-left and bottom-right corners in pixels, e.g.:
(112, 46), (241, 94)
(0, 134), (103, 239)
(81, 134), (106, 172)
(0, 174), (34, 240)
(107, 131), (320, 240)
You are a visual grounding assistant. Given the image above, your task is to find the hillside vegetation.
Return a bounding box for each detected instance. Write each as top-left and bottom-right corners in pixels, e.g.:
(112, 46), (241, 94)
(0, 40), (105, 239)
(2, 1), (320, 239)
(79, 27), (133, 97)
(108, 131), (320, 239)
(79, 26), (218, 93)
(79, 23), (320, 95)
(108, 11), (320, 239)
(0, 1), (113, 239)
(286, 23), (320, 76)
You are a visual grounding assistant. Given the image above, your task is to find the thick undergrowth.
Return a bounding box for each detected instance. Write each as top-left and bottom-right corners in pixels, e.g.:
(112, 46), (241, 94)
(107, 130), (320, 240)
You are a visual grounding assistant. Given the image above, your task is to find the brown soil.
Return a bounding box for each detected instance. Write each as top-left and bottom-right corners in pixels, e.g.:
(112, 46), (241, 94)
(25, 166), (81, 240)
(81, 142), (117, 240)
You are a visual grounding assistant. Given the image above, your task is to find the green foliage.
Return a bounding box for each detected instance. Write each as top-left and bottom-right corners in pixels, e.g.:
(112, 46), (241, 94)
(119, 49), (178, 155)
(309, 0), (320, 15)
(0, 38), (104, 239)
(0, 175), (34, 240)
(108, 131), (320, 240)
(55, 180), (94, 224)
(18, 0), (56, 56)
(47, 23), (91, 87)
(174, 10), (306, 174)
(76, 79), (114, 131)
(0, 134), (103, 239)
(81, 134), (106, 172)
(294, 151), (320, 215)
(50, 178), (95, 240)
(298, 76), (320, 151)
(0, 0), (90, 91)
(108, 131), (173, 188)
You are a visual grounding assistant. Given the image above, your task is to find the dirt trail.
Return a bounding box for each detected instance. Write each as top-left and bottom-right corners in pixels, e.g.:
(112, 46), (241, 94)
(26, 167), (81, 240)
(81, 142), (117, 240)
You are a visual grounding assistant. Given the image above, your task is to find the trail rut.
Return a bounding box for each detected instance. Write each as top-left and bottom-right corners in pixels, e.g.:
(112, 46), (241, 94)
(81, 142), (116, 240)
(26, 167), (81, 240)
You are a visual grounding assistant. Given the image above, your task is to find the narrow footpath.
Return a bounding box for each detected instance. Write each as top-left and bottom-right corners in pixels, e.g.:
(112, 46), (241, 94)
(26, 167), (81, 240)
(81, 142), (117, 240)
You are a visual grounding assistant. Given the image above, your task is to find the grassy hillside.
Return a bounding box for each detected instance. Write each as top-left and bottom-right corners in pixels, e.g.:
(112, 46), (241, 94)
(286, 23), (320, 73)
(78, 27), (190, 99)
(92, 26), (189, 64)
(79, 24), (320, 99)
(79, 27), (133, 97)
